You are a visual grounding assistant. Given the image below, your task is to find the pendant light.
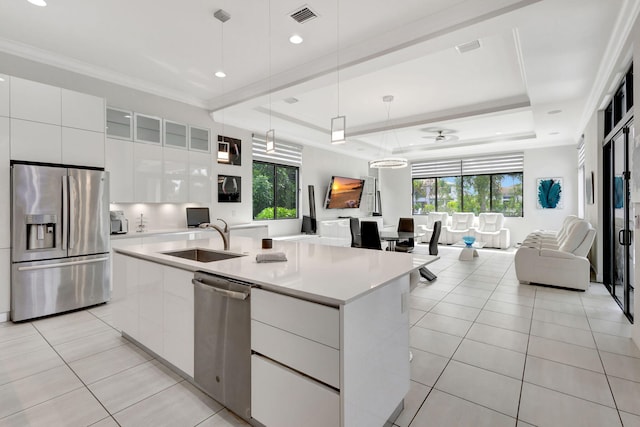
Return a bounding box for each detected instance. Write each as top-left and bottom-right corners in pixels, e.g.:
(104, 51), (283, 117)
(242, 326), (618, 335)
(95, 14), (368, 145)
(215, 8), (231, 163)
(369, 95), (408, 169)
(330, 0), (346, 145)
(265, 0), (276, 153)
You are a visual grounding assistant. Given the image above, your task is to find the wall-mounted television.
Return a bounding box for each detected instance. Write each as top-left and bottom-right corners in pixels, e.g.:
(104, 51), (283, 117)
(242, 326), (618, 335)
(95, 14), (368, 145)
(324, 176), (365, 209)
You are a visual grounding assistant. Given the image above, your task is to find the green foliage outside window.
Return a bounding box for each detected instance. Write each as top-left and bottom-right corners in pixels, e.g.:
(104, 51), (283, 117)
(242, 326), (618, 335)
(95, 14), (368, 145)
(253, 161), (299, 220)
(412, 173), (523, 217)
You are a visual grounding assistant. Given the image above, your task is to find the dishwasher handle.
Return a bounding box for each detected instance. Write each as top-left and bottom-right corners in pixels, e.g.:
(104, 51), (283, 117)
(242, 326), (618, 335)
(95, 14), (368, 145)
(192, 278), (249, 300)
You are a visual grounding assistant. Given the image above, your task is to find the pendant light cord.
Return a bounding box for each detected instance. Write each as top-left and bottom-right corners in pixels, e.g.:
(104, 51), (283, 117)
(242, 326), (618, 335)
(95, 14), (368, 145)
(268, 0), (272, 130)
(336, 0), (340, 116)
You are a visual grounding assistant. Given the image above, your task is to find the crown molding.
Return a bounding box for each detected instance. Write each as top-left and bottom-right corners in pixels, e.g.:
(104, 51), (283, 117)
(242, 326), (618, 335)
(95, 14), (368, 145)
(0, 37), (209, 109)
(575, 0), (640, 140)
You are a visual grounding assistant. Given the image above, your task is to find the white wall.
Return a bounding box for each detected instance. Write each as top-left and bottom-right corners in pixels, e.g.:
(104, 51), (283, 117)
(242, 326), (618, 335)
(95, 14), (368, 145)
(268, 144), (372, 237)
(379, 166), (412, 229)
(507, 145), (578, 244)
(582, 110), (604, 281)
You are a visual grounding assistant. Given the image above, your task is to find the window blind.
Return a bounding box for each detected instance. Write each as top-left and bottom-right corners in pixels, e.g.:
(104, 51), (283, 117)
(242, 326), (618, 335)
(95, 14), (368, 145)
(577, 140), (585, 167)
(412, 153), (524, 178)
(252, 134), (303, 167)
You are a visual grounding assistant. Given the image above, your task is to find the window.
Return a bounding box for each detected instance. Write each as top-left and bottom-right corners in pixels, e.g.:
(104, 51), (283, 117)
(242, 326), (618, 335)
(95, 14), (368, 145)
(437, 177), (460, 213)
(412, 153), (524, 217)
(252, 161), (299, 220)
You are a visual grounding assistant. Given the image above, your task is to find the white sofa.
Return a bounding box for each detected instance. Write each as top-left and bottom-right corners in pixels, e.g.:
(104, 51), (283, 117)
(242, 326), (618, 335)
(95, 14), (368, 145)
(444, 213), (475, 245)
(515, 218), (596, 290)
(474, 213), (510, 249)
(417, 212), (449, 243)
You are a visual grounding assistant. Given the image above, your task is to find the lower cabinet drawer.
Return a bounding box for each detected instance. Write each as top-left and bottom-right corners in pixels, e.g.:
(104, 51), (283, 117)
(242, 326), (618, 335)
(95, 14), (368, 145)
(251, 355), (340, 427)
(252, 319), (340, 388)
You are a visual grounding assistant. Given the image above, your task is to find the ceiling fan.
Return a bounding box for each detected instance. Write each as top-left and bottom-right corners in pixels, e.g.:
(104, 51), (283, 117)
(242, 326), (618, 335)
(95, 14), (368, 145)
(421, 128), (459, 142)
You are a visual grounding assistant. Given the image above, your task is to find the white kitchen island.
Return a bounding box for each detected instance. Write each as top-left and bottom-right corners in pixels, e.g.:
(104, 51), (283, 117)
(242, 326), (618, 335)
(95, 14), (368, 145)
(112, 235), (436, 427)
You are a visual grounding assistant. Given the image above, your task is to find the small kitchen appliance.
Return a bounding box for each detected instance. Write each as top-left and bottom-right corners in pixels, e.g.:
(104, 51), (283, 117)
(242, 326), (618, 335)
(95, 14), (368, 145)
(110, 211), (128, 234)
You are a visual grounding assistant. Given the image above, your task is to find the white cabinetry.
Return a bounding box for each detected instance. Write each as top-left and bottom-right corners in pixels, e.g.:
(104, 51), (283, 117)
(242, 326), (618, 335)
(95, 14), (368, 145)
(106, 108), (132, 140)
(9, 78), (106, 166)
(112, 253), (194, 377)
(134, 143), (163, 202)
(188, 151), (211, 203)
(10, 118), (61, 163)
(134, 113), (162, 144)
(61, 89), (105, 132)
(0, 248), (9, 317)
(0, 75), (9, 118)
(113, 253), (140, 340)
(0, 117), (9, 248)
(163, 120), (188, 149)
(10, 77), (61, 125)
(163, 267), (194, 376)
(251, 288), (340, 426)
(163, 147), (189, 202)
(105, 138), (135, 202)
(138, 260), (164, 356)
(252, 355), (340, 427)
(62, 127), (104, 167)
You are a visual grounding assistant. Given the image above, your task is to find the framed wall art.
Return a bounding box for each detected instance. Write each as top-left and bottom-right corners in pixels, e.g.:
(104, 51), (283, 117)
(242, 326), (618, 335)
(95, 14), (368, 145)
(217, 135), (241, 165)
(536, 177), (563, 209)
(218, 175), (241, 202)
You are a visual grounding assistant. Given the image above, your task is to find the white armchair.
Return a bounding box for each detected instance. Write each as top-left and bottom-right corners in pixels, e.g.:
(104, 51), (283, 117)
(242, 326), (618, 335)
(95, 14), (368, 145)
(444, 213), (475, 244)
(474, 213), (510, 248)
(515, 219), (596, 290)
(417, 212), (449, 243)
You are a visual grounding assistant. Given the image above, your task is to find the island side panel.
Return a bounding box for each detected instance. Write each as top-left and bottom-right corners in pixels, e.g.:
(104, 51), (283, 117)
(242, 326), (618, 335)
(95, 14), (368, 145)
(341, 275), (410, 427)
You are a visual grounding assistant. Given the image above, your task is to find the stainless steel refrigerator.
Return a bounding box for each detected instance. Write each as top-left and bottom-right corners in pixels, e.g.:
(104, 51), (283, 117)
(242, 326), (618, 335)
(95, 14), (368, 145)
(11, 163), (111, 321)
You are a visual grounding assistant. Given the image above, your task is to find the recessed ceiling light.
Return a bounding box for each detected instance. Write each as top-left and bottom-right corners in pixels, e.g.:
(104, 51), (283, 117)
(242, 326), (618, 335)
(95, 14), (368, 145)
(547, 109), (562, 115)
(495, 132), (503, 135)
(289, 34), (303, 44)
(214, 71), (226, 78)
(549, 131), (560, 135)
(27, 0), (47, 6)
(283, 97), (299, 104)
(0, 77), (5, 82)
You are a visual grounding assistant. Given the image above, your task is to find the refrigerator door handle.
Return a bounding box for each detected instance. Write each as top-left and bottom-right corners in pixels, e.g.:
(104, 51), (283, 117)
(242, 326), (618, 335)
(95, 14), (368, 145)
(68, 175), (77, 250)
(61, 175), (68, 250)
(16, 256), (109, 272)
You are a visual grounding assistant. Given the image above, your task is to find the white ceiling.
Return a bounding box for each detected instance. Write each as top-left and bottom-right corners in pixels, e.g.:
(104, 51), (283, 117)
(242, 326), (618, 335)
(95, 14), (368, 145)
(0, 0), (637, 161)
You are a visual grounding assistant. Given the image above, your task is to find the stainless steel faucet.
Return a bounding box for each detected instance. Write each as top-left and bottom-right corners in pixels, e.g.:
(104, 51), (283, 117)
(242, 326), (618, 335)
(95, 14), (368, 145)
(199, 218), (230, 250)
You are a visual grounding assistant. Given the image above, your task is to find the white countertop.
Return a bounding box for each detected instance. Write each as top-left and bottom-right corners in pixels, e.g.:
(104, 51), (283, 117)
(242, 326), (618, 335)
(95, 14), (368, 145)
(113, 236), (437, 306)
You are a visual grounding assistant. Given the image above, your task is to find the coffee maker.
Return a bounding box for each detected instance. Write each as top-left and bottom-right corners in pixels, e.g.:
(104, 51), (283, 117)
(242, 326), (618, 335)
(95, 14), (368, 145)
(110, 211), (128, 234)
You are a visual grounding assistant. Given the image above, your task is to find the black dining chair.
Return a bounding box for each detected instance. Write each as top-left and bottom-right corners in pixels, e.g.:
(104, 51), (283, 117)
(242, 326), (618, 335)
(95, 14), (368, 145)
(420, 220), (441, 281)
(395, 217), (415, 253)
(360, 221), (382, 250)
(350, 217), (361, 248)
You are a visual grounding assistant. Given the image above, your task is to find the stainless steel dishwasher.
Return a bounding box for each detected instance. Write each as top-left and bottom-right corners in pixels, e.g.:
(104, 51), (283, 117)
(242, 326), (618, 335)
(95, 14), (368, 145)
(193, 271), (251, 421)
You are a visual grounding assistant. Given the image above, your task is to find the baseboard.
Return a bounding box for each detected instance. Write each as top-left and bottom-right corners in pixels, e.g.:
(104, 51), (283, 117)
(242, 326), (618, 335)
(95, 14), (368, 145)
(0, 312), (9, 323)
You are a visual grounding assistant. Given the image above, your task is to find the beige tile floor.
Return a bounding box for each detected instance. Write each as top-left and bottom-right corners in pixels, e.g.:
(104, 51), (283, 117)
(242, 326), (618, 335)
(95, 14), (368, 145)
(0, 245), (638, 426)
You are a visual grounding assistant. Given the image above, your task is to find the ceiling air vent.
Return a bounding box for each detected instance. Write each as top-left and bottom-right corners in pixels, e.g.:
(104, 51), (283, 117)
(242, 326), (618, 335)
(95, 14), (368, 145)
(290, 5), (318, 24)
(455, 40), (481, 54)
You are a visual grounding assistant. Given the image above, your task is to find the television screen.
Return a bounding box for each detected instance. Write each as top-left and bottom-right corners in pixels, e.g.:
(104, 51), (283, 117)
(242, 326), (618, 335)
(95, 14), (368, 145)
(325, 176), (365, 209)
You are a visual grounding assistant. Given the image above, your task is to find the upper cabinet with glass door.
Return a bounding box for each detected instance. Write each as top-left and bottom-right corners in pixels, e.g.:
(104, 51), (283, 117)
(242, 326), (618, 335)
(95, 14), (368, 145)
(189, 126), (210, 152)
(106, 107), (133, 140)
(163, 120), (188, 149)
(134, 113), (162, 144)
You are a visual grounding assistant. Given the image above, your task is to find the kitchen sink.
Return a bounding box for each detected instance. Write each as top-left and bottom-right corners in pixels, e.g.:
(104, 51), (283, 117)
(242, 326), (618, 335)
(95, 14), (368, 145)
(162, 248), (245, 263)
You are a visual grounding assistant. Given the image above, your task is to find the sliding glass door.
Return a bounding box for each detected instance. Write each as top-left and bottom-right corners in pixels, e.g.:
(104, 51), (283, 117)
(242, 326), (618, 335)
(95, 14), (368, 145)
(603, 120), (635, 321)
